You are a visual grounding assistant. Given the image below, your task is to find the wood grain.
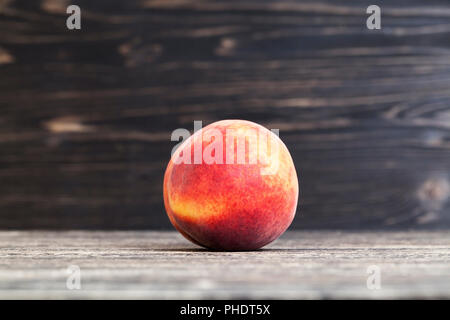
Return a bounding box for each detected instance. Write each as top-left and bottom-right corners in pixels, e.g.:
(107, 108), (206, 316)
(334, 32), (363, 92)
(0, 231), (449, 299)
(0, 1), (450, 229)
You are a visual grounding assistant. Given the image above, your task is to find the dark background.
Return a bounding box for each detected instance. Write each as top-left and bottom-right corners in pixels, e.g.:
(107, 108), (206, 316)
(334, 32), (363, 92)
(1, 0), (449, 230)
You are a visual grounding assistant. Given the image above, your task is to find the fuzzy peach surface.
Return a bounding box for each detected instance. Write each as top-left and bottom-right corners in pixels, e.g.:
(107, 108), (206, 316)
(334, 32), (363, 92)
(163, 120), (299, 250)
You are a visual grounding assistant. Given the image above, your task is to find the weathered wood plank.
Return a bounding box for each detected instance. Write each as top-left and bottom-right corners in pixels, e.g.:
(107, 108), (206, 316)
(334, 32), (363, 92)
(0, 1), (449, 229)
(0, 231), (449, 299)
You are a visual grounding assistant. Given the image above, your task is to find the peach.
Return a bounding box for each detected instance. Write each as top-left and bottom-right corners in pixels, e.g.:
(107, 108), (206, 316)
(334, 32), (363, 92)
(163, 120), (299, 250)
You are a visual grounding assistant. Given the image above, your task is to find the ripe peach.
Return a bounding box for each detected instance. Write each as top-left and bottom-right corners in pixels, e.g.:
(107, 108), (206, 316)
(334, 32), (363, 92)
(163, 120), (299, 250)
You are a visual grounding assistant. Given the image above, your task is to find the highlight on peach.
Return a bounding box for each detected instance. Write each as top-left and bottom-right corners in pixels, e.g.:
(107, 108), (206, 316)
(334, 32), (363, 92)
(164, 119), (299, 251)
(170, 120), (280, 175)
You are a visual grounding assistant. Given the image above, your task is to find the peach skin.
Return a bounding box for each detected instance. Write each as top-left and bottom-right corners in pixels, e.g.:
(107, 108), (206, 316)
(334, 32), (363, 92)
(163, 119), (299, 250)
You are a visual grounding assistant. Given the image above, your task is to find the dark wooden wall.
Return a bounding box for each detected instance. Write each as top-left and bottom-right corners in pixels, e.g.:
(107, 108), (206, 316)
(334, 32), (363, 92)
(1, 0), (449, 230)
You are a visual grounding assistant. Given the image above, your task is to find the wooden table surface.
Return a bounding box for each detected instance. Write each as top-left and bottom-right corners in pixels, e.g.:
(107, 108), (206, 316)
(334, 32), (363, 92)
(0, 231), (449, 299)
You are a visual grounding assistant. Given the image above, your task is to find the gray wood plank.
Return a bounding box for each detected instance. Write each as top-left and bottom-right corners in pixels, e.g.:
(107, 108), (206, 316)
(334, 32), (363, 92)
(0, 231), (449, 299)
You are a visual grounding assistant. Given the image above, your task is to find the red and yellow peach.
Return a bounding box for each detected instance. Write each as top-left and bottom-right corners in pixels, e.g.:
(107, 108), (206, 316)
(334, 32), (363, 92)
(163, 119), (299, 250)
